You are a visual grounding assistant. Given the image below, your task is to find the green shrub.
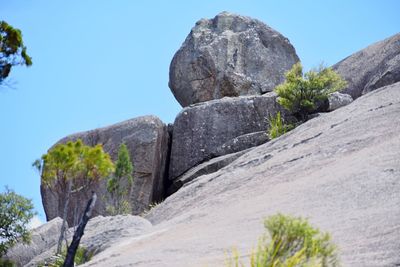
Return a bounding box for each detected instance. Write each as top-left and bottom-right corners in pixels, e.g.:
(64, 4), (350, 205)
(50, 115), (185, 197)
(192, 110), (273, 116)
(275, 63), (347, 121)
(226, 214), (338, 267)
(106, 143), (134, 215)
(267, 112), (294, 139)
(0, 259), (15, 267)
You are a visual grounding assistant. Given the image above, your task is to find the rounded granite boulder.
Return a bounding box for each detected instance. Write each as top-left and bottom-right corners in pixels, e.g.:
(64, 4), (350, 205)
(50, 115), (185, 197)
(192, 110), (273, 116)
(169, 11), (300, 107)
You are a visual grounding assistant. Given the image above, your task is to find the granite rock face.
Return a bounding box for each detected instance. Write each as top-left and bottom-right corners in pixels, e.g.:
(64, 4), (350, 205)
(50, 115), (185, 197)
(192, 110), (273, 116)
(41, 115), (170, 226)
(168, 93), (288, 181)
(167, 148), (251, 195)
(327, 92), (353, 111)
(333, 33), (400, 99)
(81, 82), (400, 267)
(169, 11), (299, 107)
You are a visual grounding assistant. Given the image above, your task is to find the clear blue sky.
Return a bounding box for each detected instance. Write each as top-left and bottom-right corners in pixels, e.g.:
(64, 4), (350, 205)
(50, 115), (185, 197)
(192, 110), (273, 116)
(1, 0), (399, 222)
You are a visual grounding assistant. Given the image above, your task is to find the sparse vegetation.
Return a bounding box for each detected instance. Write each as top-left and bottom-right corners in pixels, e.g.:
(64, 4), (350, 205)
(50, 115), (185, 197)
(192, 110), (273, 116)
(106, 143), (134, 215)
(275, 63), (347, 121)
(0, 187), (36, 257)
(37, 245), (92, 267)
(140, 201), (162, 217)
(226, 214), (338, 267)
(0, 258), (15, 267)
(267, 112), (294, 139)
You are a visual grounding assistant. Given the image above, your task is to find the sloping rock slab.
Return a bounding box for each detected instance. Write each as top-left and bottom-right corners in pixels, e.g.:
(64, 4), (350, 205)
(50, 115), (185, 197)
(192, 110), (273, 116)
(333, 33), (400, 99)
(83, 82), (400, 267)
(213, 131), (269, 157)
(167, 148), (251, 195)
(41, 115), (170, 226)
(169, 11), (299, 107)
(169, 92), (288, 181)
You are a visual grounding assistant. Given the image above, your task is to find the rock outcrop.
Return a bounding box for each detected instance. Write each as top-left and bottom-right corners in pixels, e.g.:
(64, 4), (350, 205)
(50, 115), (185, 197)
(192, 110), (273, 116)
(169, 11), (299, 107)
(5, 217), (63, 267)
(82, 82), (400, 267)
(168, 92), (288, 181)
(8, 215), (152, 267)
(333, 33), (400, 99)
(41, 115), (170, 226)
(327, 92), (353, 111)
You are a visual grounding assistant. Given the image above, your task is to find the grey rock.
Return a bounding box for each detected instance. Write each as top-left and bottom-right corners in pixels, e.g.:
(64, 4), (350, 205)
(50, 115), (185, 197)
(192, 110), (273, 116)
(5, 217), (63, 267)
(169, 92), (288, 181)
(307, 112), (323, 120)
(213, 131), (269, 157)
(167, 148), (251, 195)
(41, 115), (170, 226)
(82, 82), (400, 267)
(327, 92), (353, 111)
(26, 215), (152, 267)
(169, 11), (299, 107)
(333, 33), (400, 99)
(79, 215), (151, 254)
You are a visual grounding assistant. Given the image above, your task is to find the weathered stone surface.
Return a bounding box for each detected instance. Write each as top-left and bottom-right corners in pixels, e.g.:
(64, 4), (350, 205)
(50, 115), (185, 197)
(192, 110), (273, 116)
(333, 33), (400, 99)
(167, 148), (251, 195)
(25, 215), (152, 267)
(82, 82), (400, 267)
(41, 115), (170, 226)
(169, 11), (299, 107)
(213, 131), (269, 157)
(168, 92), (288, 181)
(327, 92), (353, 111)
(5, 217), (63, 267)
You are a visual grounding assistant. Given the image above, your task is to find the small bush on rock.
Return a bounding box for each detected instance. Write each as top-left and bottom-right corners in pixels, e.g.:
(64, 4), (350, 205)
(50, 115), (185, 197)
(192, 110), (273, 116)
(226, 214), (338, 267)
(267, 112), (294, 139)
(275, 63), (347, 121)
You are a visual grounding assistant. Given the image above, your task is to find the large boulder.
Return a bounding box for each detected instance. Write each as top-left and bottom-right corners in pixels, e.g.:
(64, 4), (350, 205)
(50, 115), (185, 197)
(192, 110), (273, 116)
(333, 33), (400, 99)
(168, 93), (288, 181)
(41, 115), (170, 226)
(169, 11), (299, 107)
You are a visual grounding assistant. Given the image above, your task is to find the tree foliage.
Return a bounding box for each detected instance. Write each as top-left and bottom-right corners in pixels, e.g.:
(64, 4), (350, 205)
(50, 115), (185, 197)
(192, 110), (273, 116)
(106, 143), (134, 215)
(0, 187), (36, 257)
(275, 63), (347, 121)
(39, 139), (114, 194)
(0, 21), (32, 84)
(35, 139), (114, 254)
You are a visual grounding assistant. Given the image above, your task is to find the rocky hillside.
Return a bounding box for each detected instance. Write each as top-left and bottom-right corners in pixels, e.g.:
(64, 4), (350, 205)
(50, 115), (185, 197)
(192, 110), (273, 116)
(86, 81), (400, 267)
(40, 12), (302, 226)
(11, 12), (399, 267)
